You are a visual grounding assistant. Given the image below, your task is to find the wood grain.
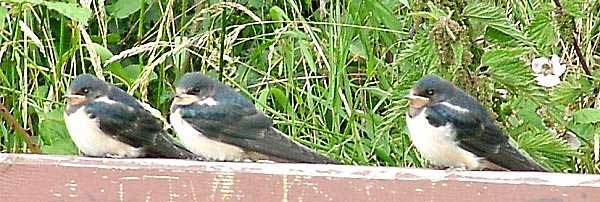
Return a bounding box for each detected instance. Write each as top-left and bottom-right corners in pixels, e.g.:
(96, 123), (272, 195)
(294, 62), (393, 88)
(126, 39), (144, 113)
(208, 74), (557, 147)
(0, 154), (599, 202)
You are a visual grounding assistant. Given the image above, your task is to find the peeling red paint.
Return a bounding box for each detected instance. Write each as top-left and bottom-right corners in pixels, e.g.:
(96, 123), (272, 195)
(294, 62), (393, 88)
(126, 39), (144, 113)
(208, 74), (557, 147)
(0, 154), (598, 202)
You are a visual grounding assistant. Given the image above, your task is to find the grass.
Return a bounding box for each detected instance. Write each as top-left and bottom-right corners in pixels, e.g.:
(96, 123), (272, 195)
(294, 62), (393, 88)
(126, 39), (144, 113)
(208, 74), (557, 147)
(0, 0), (599, 172)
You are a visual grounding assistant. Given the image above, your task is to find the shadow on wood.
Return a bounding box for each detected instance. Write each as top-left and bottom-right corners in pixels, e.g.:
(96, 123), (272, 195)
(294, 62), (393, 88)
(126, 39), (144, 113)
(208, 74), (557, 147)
(0, 154), (599, 202)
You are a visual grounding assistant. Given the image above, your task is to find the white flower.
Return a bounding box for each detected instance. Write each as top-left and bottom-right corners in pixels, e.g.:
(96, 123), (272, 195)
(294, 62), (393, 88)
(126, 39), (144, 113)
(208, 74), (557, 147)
(531, 55), (566, 87)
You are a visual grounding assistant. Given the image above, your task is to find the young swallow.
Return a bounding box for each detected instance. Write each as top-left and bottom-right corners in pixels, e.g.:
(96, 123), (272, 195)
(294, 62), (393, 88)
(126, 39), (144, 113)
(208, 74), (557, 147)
(170, 72), (339, 164)
(64, 74), (198, 159)
(405, 75), (547, 171)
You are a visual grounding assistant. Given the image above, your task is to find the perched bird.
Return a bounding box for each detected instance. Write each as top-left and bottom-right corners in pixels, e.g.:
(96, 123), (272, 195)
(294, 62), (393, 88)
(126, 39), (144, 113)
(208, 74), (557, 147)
(405, 75), (547, 171)
(170, 72), (338, 164)
(64, 74), (198, 159)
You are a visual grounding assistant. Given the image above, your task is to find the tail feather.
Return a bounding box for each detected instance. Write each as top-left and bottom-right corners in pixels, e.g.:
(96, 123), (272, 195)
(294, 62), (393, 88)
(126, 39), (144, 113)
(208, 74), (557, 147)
(487, 143), (548, 172)
(145, 133), (202, 160)
(265, 127), (341, 164)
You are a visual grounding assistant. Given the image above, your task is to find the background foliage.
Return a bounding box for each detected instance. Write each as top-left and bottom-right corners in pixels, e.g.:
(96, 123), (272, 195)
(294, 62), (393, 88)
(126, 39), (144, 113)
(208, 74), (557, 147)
(0, 0), (598, 173)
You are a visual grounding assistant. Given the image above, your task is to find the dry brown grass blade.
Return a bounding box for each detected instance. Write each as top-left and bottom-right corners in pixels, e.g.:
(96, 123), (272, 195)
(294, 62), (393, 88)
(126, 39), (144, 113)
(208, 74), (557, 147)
(0, 102), (41, 153)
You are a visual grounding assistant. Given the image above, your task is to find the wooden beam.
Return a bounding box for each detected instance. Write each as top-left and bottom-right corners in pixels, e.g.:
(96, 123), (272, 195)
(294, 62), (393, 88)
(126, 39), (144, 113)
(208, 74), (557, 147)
(0, 154), (599, 202)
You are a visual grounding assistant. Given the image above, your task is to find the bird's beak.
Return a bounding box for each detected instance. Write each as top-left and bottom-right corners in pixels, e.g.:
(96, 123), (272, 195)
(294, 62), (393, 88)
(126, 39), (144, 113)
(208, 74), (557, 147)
(404, 95), (430, 108)
(64, 94), (86, 105)
(173, 93), (199, 105)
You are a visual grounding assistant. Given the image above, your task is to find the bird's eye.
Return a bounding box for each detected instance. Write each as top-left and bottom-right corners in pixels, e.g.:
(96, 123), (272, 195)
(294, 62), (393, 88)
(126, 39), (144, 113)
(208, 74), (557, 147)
(426, 89), (434, 96)
(190, 87), (201, 94)
(81, 88), (90, 94)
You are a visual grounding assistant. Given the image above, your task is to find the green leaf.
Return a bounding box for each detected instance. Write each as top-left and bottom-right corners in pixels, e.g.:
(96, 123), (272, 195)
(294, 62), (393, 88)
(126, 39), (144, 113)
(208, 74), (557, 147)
(281, 30), (309, 40)
(515, 98), (545, 130)
(488, 23), (528, 43)
(526, 7), (556, 55)
(398, 31), (438, 68)
(410, 11), (440, 21)
(97, 44), (128, 83)
(33, 85), (49, 98)
(256, 88), (270, 112)
(269, 87), (291, 112)
(39, 107), (78, 155)
(573, 108), (600, 124)
(349, 39), (368, 59)
(248, 0), (264, 8)
(482, 48), (528, 67)
(0, 7), (7, 29)
(5, 0), (44, 4)
(483, 48), (547, 104)
(563, 0), (585, 18)
(373, 132), (393, 164)
(366, 0), (402, 31)
(106, 64), (128, 83)
(515, 130), (577, 172)
(269, 6), (289, 21)
(90, 43), (113, 62)
(463, 3), (530, 44)
(44, 2), (92, 26)
(124, 65), (158, 84)
(551, 75), (592, 105)
(450, 43), (463, 67)
(107, 0), (143, 19)
(568, 123), (595, 141)
(426, 2), (448, 19)
(299, 40), (317, 73)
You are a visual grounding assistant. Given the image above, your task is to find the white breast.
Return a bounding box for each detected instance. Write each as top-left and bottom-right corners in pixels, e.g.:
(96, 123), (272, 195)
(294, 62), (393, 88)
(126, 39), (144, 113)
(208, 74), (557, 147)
(170, 109), (246, 161)
(64, 106), (142, 157)
(406, 109), (481, 169)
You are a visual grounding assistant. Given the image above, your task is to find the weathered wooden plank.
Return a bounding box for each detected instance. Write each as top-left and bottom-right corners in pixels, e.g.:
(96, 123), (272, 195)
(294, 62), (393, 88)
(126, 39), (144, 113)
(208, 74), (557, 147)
(0, 154), (598, 202)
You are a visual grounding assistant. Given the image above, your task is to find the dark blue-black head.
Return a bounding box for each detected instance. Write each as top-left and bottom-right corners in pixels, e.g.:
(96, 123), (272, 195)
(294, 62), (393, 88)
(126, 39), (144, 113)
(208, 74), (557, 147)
(172, 72), (218, 106)
(65, 74), (109, 105)
(406, 75), (456, 108)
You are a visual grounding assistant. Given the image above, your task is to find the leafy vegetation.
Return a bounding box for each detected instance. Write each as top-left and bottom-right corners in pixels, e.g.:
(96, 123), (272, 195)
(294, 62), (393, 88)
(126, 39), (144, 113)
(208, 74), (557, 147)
(0, 0), (598, 173)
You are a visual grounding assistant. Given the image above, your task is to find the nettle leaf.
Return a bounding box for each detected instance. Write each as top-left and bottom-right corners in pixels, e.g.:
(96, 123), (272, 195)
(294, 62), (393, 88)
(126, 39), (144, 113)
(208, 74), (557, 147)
(515, 98), (545, 130)
(39, 107), (78, 155)
(482, 48), (547, 103)
(551, 75), (592, 105)
(526, 6), (556, 55)
(563, 0), (585, 18)
(515, 130), (578, 172)
(573, 108), (600, 124)
(399, 31), (438, 68)
(483, 48), (533, 86)
(485, 27), (516, 43)
(463, 3), (530, 44)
